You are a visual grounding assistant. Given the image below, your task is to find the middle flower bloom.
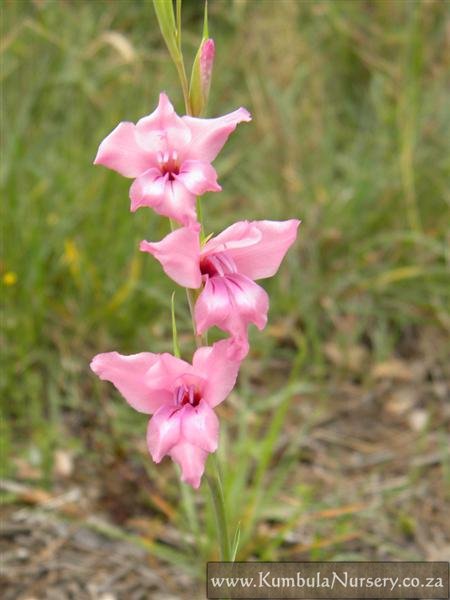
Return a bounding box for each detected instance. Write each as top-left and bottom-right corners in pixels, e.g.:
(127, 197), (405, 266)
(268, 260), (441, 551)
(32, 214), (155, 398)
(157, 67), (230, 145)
(140, 219), (300, 358)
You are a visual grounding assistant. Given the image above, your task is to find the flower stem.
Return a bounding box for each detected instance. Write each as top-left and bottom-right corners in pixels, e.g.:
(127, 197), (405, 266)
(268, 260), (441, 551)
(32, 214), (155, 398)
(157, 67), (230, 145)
(206, 456), (231, 562)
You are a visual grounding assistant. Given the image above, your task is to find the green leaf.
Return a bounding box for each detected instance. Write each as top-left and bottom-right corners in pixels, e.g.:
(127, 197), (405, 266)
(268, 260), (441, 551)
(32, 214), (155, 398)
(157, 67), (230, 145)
(202, 0), (209, 38)
(153, 0), (180, 64)
(189, 2), (214, 117)
(231, 521), (241, 561)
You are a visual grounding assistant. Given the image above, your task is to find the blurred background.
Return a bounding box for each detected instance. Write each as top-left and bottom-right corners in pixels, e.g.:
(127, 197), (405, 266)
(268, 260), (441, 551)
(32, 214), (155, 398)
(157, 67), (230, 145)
(2, 0), (449, 598)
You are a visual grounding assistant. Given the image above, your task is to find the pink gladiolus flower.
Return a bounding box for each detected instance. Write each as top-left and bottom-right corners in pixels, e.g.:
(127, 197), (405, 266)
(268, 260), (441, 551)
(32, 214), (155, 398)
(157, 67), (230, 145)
(94, 93), (251, 226)
(140, 219), (300, 358)
(90, 339), (240, 488)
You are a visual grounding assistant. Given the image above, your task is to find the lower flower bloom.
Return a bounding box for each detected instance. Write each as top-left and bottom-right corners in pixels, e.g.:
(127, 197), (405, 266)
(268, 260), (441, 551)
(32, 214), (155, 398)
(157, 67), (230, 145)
(90, 339), (240, 488)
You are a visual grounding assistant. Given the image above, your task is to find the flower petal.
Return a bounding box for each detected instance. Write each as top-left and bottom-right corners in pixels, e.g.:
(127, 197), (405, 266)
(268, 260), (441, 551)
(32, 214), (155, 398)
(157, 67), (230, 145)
(224, 274), (269, 331)
(161, 179), (198, 226)
(145, 353), (192, 395)
(169, 441), (208, 488)
(90, 352), (169, 414)
(202, 220), (262, 256)
(181, 401), (219, 452)
(136, 92), (191, 153)
(193, 339), (241, 407)
(226, 335), (250, 361)
(194, 276), (232, 336)
(129, 169), (167, 212)
(226, 220), (300, 280)
(140, 227), (202, 289)
(195, 274), (268, 341)
(147, 404), (182, 463)
(176, 160), (221, 195)
(182, 107), (251, 163)
(94, 122), (154, 178)
(130, 172), (198, 226)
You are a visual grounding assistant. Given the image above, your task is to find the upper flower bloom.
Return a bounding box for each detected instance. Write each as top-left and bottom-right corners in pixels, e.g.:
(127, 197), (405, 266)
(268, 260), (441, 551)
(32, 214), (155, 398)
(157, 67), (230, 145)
(140, 219), (300, 358)
(94, 93), (251, 226)
(90, 339), (240, 488)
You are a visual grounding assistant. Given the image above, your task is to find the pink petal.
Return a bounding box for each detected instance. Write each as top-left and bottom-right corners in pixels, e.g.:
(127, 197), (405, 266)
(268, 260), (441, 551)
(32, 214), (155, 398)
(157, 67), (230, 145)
(193, 339), (241, 407)
(135, 92), (191, 153)
(176, 160), (221, 195)
(182, 107), (251, 163)
(195, 274), (269, 341)
(94, 122), (154, 178)
(181, 401), (219, 452)
(226, 335), (250, 361)
(160, 179), (198, 226)
(226, 220), (300, 280)
(202, 220), (262, 256)
(147, 404), (182, 463)
(169, 441), (208, 488)
(194, 276), (232, 335)
(145, 353), (192, 395)
(130, 172), (198, 226)
(140, 227), (202, 289)
(90, 352), (169, 414)
(225, 274), (269, 330)
(129, 169), (167, 212)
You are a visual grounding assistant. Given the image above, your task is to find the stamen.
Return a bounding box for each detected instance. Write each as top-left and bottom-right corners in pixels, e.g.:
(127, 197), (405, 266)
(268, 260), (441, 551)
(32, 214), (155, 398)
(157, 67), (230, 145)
(175, 385), (184, 406)
(200, 252), (237, 277)
(220, 253), (237, 274)
(210, 255), (225, 277)
(173, 383), (201, 407)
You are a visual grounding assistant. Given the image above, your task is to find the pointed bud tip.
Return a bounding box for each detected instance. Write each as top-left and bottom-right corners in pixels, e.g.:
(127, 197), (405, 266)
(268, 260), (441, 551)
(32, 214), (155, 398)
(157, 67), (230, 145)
(201, 38), (215, 64)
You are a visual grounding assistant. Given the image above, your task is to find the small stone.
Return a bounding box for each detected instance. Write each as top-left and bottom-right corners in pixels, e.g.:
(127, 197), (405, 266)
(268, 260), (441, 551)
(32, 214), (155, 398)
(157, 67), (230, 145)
(408, 409), (428, 431)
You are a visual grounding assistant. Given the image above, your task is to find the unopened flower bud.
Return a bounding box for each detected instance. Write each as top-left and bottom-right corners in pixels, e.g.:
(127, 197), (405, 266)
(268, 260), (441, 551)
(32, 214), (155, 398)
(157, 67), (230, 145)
(200, 38), (215, 106)
(189, 38), (215, 116)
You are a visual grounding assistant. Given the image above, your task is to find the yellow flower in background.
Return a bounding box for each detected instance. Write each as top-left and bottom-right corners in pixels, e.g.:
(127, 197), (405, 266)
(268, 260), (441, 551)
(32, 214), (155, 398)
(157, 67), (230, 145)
(63, 239), (81, 279)
(3, 271), (17, 286)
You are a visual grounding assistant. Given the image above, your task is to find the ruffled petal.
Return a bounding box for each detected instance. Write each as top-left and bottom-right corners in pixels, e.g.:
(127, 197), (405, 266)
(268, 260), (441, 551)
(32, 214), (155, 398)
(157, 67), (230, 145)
(140, 227), (202, 289)
(202, 220), (262, 256)
(129, 169), (167, 212)
(162, 179), (198, 226)
(169, 441), (208, 488)
(194, 276), (232, 336)
(224, 274), (269, 331)
(90, 352), (169, 414)
(226, 335), (250, 361)
(130, 172), (198, 226)
(94, 122), (154, 177)
(195, 274), (268, 339)
(147, 404), (182, 463)
(182, 107), (251, 163)
(227, 220), (300, 280)
(181, 401), (219, 452)
(176, 160), (221, 195)
(193, 339), (241, 407)
(145, 353), (192, 395)
(135, 92), (191, 153)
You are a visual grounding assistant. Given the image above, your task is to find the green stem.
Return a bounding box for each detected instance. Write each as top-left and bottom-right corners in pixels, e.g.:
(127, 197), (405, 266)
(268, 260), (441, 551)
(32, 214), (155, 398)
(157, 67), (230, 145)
(206, 457), (231, 562)
(186, 287), (203, 348)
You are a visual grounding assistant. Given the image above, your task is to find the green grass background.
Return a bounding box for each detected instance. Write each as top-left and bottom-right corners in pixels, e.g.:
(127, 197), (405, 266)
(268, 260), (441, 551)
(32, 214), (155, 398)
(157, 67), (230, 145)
(2, 0), (449, 575)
